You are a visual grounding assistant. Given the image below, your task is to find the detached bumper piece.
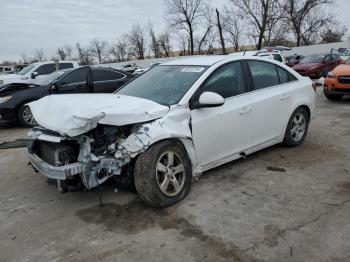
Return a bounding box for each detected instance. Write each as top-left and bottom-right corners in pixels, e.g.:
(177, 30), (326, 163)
(29, 153), (86, 180)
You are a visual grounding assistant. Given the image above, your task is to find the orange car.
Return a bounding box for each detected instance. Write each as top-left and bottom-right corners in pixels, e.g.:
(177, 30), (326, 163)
(324, 59), (350, 100)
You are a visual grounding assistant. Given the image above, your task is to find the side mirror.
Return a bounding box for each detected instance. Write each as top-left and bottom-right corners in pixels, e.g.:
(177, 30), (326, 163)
(31, 72), (38, 79)
(49, 81), (59, 94)
(194, 92), (225, 109)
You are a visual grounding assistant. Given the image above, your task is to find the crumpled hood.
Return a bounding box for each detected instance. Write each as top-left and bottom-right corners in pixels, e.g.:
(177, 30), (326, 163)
(28, 94), (170, 137)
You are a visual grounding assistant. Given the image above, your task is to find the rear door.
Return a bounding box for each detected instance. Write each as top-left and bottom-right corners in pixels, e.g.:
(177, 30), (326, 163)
(57, 67), (90, 93)
(247, 60), (296, 146)
(190, 61), (254, 169)
(92, 68), (128, 93)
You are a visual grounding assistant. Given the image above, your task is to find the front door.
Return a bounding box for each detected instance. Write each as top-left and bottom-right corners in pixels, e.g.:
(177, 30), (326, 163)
(190, 62), (254, 169)
(57, 67), (90, 94)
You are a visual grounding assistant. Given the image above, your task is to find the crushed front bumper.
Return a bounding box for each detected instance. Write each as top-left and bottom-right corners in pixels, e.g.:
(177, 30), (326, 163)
(29, 153), (86, 180)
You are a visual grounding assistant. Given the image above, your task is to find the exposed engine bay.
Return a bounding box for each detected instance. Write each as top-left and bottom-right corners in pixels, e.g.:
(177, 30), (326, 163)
(28, 124), (136, 191)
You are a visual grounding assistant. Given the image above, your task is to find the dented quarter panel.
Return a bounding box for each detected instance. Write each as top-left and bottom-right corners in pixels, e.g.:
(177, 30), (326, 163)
(118, 105), (200, 176)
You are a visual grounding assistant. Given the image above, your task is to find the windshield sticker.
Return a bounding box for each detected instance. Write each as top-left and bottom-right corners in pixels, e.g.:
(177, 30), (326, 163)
(181, 67), (205, 73)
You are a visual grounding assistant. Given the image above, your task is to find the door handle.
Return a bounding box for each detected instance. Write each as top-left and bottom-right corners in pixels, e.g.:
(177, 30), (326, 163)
(239, 106), (252, 115)
(281, 94), (290, 101)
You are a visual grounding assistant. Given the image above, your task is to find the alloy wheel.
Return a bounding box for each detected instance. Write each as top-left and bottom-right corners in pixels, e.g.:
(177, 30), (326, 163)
(156, 150), (186, 197)
(22, 106), (37, 126)
(291, 113), (306, 142)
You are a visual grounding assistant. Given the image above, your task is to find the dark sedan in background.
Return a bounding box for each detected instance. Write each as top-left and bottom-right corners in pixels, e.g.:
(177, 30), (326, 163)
(292, 53), (341, 79)
(0, 66), (134, 127)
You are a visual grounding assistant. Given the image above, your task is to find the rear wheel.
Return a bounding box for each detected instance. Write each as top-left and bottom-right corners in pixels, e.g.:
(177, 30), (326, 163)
(283, 107), (309, 147)
(134, 140), (192, 207)
(18, 104), (37, 127)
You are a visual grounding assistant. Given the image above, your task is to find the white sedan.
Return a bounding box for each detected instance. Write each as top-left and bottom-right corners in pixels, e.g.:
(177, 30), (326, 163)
(27, 55), (316, 207)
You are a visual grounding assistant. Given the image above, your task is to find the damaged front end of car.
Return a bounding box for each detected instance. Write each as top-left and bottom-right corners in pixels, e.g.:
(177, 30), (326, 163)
(27, 124), (137, 191)
(26, 94), (198, 192)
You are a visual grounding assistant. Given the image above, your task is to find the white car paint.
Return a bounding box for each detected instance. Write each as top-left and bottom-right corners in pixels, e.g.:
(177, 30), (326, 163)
(0, 61), (79, 85)
(29, 55), (316, 181)
(230, 50), (285, 63)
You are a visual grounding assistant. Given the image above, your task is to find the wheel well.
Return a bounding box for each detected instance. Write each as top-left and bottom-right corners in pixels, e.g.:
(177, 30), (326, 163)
(133, 137), (193, 165)
(298, 105), (311, 120)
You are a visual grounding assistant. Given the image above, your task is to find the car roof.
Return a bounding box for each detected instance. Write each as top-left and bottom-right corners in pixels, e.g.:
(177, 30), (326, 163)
(162, 55), (227, 66)
(31, 61), (77, 66)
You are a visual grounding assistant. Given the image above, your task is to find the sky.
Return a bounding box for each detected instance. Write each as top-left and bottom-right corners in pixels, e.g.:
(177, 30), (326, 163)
(0, 0), (349, 62)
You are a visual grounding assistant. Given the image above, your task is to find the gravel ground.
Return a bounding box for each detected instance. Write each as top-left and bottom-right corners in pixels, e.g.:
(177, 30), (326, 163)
(0, 90), (349, 262)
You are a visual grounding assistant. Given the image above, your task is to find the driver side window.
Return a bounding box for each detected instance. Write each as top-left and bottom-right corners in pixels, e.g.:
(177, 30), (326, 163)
(201, 62), (246, 99)
(60, 67), (89, 85)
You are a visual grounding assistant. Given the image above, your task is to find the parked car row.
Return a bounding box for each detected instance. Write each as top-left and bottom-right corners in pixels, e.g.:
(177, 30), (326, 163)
(0, 66), (134, 126)
(292, 53), (342, 79)
(0, 61), (79, 85)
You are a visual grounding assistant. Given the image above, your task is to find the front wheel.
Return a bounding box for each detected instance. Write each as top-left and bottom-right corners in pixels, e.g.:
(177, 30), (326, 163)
(18, 104), (37, 127)
(134, 140), (192, 207)
(283, 107), (309, 147)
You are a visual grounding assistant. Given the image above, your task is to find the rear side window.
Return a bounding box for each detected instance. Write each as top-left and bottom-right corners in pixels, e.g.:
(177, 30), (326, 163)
(60, 67), (89, 85)
(58, 63), (73, 70)
(276, 66), (297, 84)
(201, 62), (246, 98)
(248, 61), (279, 90)
(36, 64), (56, 75)
(92, 69), (124, 82)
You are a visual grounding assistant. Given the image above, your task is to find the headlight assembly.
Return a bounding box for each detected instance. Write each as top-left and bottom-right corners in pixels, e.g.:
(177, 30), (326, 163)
(0, 96), (12, 104)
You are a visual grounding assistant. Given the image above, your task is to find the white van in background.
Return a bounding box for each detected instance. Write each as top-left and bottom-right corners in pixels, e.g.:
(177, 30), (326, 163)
(0, 61), (79, 85)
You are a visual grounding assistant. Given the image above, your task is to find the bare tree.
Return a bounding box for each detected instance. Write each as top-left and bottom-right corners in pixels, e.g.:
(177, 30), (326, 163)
(321, 24), (347, 43)
(148, 22), (162, 58)
(34, 48), (46, 62)
(128, 23), (146, 60)
(21, 53), (30, 64)
(216, 8), (226, 54)
(178, 34), (189, 55)
(283, 0), (334, 46)
(158, 32), (172, 57)
(56, 45), (72, 60)
(222, 10), (242, 52)
(76, 43), (93, 65)
(229, 0), (281, 50)
(164, 0), (207, 55)
(196, 3), (214, 54)
(90, 38), (108, 64)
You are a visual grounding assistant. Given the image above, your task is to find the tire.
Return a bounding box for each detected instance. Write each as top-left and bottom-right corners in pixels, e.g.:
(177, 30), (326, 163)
(134, 140), (192, 207)
(283, 107), (309, 147)
(18, 104), (37, 127)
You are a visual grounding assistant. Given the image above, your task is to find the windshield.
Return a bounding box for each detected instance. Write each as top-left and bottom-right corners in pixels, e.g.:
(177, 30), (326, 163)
(17, 64), (36, 75)
(116, 65), (207, 105)
(300, 55), (324, 63)
(343, 50), (350, 56)
(32, 70), (68, 85)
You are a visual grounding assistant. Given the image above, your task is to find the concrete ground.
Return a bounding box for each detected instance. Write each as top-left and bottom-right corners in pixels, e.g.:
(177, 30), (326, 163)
(0, 90), (349, 262)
